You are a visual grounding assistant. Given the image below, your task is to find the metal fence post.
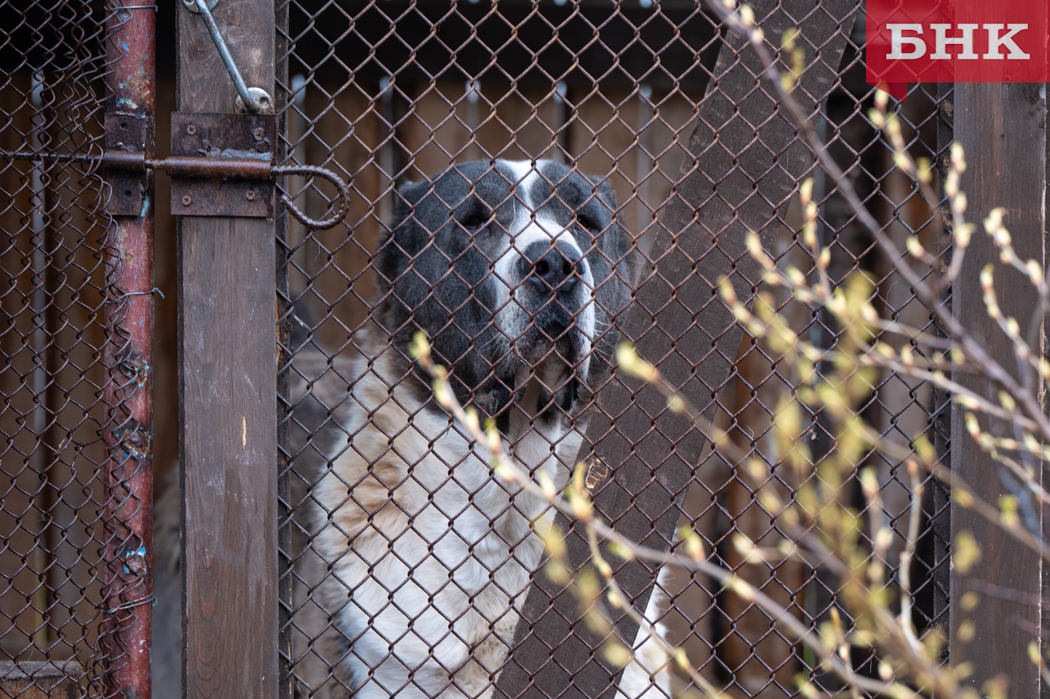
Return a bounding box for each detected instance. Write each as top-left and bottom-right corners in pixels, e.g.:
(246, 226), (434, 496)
(950, 83), (1045, 695)
(176, 0), (278, 697)
(101, 6), (156, 699)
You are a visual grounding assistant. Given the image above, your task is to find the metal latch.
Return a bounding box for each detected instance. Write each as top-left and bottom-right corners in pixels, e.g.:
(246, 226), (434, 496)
(3, 0), (350, 228)
(104, 112), (348, 228)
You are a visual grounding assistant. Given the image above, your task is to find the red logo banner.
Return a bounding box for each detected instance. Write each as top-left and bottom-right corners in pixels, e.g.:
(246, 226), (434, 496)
(866, 0), (1048, 98)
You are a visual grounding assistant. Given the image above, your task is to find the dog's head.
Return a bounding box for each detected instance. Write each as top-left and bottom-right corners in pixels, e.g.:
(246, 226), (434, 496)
(375, 159), (641, 426)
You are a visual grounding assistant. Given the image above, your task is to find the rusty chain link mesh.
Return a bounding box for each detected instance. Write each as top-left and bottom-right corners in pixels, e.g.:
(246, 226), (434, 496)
(0, 1), (955, 697)
(0, 3), (150, 698)
(265, 2), (954, 698)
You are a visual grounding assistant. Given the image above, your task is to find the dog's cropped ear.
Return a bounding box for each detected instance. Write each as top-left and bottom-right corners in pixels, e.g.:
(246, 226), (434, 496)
(584, 174), (618, 212)
(585, 175), (646, 288)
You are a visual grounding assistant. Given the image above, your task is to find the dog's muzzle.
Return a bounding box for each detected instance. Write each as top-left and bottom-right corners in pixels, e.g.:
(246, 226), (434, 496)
(518, 239), (582, 298)
(515, 240), (590, 364)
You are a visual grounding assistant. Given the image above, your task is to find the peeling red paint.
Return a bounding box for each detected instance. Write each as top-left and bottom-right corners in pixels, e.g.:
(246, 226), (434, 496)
(100, 5), (155, 699)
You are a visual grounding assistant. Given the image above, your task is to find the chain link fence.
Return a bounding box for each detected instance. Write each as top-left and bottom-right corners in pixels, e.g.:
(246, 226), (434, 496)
(275, 1), (952, 698)
(0, 0), (954, 697)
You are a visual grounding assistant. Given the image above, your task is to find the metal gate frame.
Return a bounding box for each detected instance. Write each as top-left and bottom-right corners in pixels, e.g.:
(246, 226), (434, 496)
(102, 6), (156, 699)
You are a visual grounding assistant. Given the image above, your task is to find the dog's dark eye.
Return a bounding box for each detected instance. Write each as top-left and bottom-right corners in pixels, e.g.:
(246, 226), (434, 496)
(461, 212), (489, 230)
(572, 220), (594, 238)
(576, 213), (604, 233)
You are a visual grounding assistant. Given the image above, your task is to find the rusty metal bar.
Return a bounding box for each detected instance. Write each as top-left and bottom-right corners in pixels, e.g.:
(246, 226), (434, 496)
(0, 152), (349, 228)
(154, 155), (273, 179)
(102, 152), (272, 180)
(6, 152), (275, 179)
(10, 151), (273, 177)
(100, 3), (156, 699)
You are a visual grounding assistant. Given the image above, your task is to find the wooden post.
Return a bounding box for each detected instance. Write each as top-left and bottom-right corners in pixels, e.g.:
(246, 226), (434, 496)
(950, 84), (1045, 696)
(177, 1), (277, 698)
(0, 661), (82, 699)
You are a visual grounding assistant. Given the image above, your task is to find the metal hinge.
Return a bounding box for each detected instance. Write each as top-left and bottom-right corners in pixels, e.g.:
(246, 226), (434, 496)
(104, 111), (348, 228)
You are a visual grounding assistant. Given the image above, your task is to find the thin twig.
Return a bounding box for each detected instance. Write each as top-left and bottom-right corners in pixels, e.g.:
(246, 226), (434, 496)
(898, 460), (924, 652)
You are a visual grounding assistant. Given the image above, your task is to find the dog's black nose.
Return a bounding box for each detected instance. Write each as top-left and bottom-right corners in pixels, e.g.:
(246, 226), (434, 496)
(520, 241), (581, 293)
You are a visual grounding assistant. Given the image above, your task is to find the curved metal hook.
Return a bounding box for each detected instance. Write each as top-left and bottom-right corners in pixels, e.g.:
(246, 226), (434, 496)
(272, 164), (350, 230)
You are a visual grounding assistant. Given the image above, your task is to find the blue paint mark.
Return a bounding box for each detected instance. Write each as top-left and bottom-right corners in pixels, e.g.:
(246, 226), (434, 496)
(122, 546), (147, 574)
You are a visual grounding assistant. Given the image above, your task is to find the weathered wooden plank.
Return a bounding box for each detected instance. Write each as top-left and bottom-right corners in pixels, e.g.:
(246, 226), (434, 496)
(177, 0), (277, 697)
(496, 2), (858, 698)
(950, 83), (1045, 697)
(0, 660), (82, 699)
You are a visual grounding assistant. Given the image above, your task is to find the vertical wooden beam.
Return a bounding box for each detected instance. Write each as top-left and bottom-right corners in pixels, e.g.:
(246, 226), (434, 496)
(177, 1), (277, 698)
(950, 83), (1044, 696)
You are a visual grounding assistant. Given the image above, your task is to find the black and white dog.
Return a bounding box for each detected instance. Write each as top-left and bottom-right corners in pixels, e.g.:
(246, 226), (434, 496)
(297, 159), (664, 699)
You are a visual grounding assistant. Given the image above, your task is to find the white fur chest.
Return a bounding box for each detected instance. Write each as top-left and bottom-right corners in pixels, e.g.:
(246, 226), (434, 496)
(311, 347), (581, 699)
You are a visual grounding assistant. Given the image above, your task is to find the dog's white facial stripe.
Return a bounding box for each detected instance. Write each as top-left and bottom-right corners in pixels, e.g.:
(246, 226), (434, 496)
(492, 160), (596, 374)
(500, 159), (537, 196)
(497, 158), (586, 257)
